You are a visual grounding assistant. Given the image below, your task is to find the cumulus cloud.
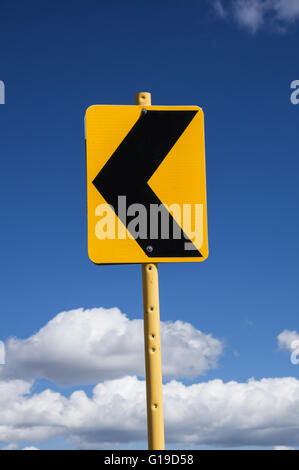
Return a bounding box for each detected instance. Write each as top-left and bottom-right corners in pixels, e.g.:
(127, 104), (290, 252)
(277, 330), (299, 364)
(2, 309), (299, 449)
(278, 330), (299, 351)
(0, 308), (223, 385)
(212, 0), (299, 33)
(1, 376), (299, 449)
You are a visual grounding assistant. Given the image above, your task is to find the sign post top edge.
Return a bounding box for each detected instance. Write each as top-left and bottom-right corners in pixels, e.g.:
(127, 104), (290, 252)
(85, 104), (204, 118)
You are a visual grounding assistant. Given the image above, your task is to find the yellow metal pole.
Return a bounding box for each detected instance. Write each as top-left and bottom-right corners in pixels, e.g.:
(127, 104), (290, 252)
(135, 92), (165, 450)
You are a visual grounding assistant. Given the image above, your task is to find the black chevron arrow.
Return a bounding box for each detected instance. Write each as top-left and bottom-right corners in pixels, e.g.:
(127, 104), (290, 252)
(92, 110), (202, 258)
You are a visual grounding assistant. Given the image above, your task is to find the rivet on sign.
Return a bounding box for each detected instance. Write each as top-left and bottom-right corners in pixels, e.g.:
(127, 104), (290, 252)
(141, 108), (147, 115)
(146, 245), (153, 253)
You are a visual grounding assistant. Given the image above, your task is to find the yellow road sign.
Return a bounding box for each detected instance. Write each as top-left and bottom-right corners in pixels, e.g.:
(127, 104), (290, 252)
(85, 105), (208, 264)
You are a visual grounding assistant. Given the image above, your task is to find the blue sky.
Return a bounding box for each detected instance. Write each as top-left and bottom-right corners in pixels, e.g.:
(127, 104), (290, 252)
(0, 0), (299, 450)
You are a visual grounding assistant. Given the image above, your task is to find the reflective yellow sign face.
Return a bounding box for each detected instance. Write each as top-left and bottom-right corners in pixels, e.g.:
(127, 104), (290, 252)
(85, 105), (208, 264)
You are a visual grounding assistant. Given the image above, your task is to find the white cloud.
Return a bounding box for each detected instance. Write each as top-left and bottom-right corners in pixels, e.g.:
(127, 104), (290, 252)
(0, 308), (223, 385)
(233, 0), (265, 33)
(2, 309), (299, 449)
(0, 341), (5, 364)
(21, 446), (39, 450)
(1, 442), (39, 450)
(0, 443), (39, 450)
(1, 376), (299, 449)
(277, 330), (299, 364)
(1, 443), (18, 450)
(274, 445), (296, 450)
(274, 0), (299, 22)
(213, 0), (228, 17)
(277, 330), (299, 351)
(212, 0), (299, 33)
